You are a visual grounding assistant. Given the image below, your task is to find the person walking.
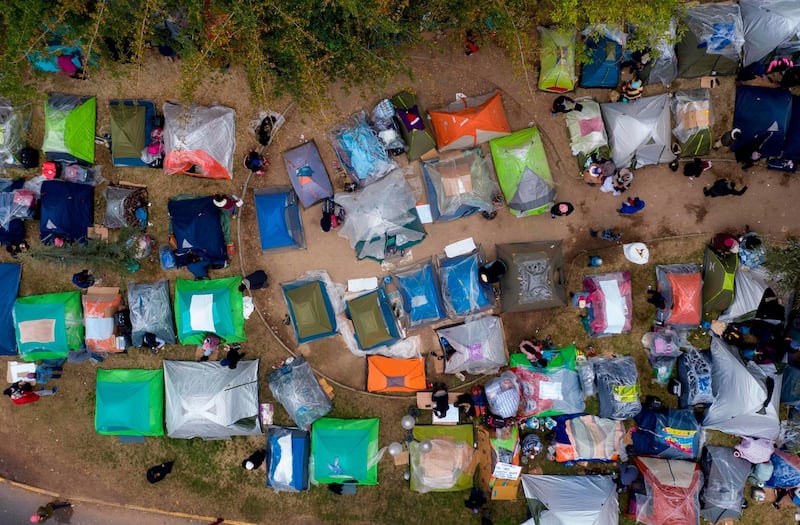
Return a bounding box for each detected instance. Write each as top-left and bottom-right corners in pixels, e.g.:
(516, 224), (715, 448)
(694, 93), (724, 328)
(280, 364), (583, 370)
(29, 500), (72, 523)
(703, 179), (748, 197)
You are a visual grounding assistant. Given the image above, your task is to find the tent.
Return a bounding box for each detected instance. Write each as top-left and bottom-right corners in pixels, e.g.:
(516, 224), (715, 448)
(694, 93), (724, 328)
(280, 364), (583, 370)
(255, 188), (305, 252)
(435, 316), (507, 375)
(521, 474), (619, 525)
(163, 103), (235, 179)
(128, 280), (176, 348)
(0, 179), (27, 247)
(732, 85), (792, 158)
(366, 356), (426, 393)
(741, 0), (800, 67)
(630, 457), (703, 525)
(671, 89), (713, 158)
(391, 91), (436, 161)
(429, 92), (511, 152)
(512, 345), (585, 418)
(565, 99), (610, 169)
(641, 21), (678, 87)
(409, 425), (474, 493)
(703, 336), (781, 440)
(267, 356), (332, 430)
(283, 141), (333, 208)
(719, 266), (773, 323)
(42, 94), (96, 163)
(0, 100), (30, 168)
(310, 417), (380, 485)
(676, 3), (744, 78)
(174, 277), (245, 345)
(538, 27), (577, 92)
(438, 250), (495, 318)
(168, 195), (229, 267)
(420, 148), (499, 222)
(13, 291), (83, 361)
(346, 287), (401, 352)
(581, 272), (633, 337)
(83, 289), (122, 353)
(329, 112), (397, 186)
(700, 446), (751, 523)
(496, 241), (566, 312)
(39, 180), (94, 245)
(580, 28), (624, 88)
(552, 414), (625, 463)
(164, 360), (262, 439)
(601, 94), (675, 169)
(94, 368), (164, 436)
(632, 408), (703, 460)
(783, 94), (800, 161)
(109, 99), (157, 167)
(266, 426), (311, 492)
(103, 184), (148, 229)
(335, 170), (426, 262)
(702, 246), (737, 316)
(0, 263), (20, 355)
(490, 127), (556, 217)
(392, 259), (446, 329)
(655, 264), (703, 328)
(282, 279), (338, 344)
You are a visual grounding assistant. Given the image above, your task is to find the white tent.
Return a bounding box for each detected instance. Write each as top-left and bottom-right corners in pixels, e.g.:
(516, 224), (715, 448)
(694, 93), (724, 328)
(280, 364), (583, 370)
(601, 94), (675, 169)
(741, 0), (800, 67)
(436, 316), (507, 375)
(164, 360), (262, 439)
(702, 336), (781, 440)
(521, 474), (619, 525)
(718, 267), (770, 323)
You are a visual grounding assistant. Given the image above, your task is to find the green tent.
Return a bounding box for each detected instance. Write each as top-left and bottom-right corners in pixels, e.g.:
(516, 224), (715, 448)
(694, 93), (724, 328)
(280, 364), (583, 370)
(311, 417), (380, 485)
(671, 89), (713, 158)
(702, 246), (738, 317)
(391, 91), (437, 161)
(42, 94), (96, 163)
(282, 279), (337, 344)
(410, 425), (474, 492)
(95, 368), (164, 436)
(538, 27), (576, 93)
(346, 288), (400, 351)
(490, 127), (556, 217)
(14, 291), (83, 361)
(174, 277), (246, 345)
(109, 99), (156, 166)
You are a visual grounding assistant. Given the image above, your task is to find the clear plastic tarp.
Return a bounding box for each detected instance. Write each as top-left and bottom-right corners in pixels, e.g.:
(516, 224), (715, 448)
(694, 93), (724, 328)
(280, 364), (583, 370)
(685, 2), (745, 60)
(267, 356), (332, 431)
(0, 100), (30, 168)
(392, 258), (446, 329)
(438, 249), (495, 318)
(420, 149), (499, 221)
(671, 89), (713, 154)
(127, 280), (176, 347)
(655, 264), (703, 328)
(0, 186), (36, 229)
(103, 185), (148, 229)
(163, 103), (235, 179)
(409, 438), (473, 493)
(565, 99), (609, 157)
(329, 111), (398, 186)
(632, 457), (703, 525)
(699, 445), (752, 522)
(594, 356), (642, 420)
(436, 315), (507, 375)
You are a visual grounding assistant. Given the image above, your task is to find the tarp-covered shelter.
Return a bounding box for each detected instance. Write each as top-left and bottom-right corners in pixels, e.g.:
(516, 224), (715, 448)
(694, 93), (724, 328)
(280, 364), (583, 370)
(168, 195), (228, 268)
(0, 179), (28, 247)
(655, 264), (703, 328)
(14, 291), (83, 361)
(39, 180), (94, 245)
(581, 271), (632, 337)
(565, 99), (610, 168)
(282, 278), (337, 345)
(329, 112), (397, 186)
(676, 3), (744, 78)
(671, 89), (713, 158)
(437, 250), (495, 318)
(103, 184), (148, 229)
(83, 289), (122, 353)
(632, 408), (703, 460)
(255, 188), (305, 252)
(429, 92), (511, 152)
(552, 414), (625, 463)
(310, 417), (380, 485)
(702, 245), (737, 316)
(95, 368), (164, 436)
(601, 94), (675, 169)
(580, 27), (624, 88)
(0, 100), (30, 168)
(109, 99), (157, 167)
(719, 266), (772, 323)
(703, 336), (781, 440)
(174, 277), (245, 345)
(521, 474), (619, 525)
(268, 356), (332, 430)
(0, 263), (21, 356)
(538, 27), (577, 93)
(42, 94), (96, 163)
(642, 21), (678, 87)
(366, 356), (426, 393)
(512, 345), (585, 418)
(266, 426), (311, 492)
(436, 316), (507, 375)
(630, 457), (703, 525)
(741, 0), (800, 67)
(164, 360), (262, 439)
(346, 287), (401, 352)
(410, 425), (474, 493)
(595, 356), (642, 420)
(420, 148), (499, 222)
(283, 141), (333, 208)
(490, 127), (555, 217)
(335, 170), (426, 262)
(732, 85), (792, 158)
(496, 241), (566, 312)
(391, 91), (436, 161)
(392, 259), (446, 329)
(163, 103), (235, 179)
(700, 445), (751, 523)
(128, 280), (176, 348)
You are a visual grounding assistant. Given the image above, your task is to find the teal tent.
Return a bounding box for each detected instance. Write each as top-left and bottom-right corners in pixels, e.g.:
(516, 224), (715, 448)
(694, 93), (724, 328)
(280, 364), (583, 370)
(174, 277), (246, 345)
(311, 418), (380, 485)
(13, 291), (83, 361)
(95, 368), (165, 436)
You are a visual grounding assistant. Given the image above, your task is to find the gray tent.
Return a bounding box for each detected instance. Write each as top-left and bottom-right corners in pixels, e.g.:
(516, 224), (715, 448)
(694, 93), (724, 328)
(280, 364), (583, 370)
(700, 446), (752, 523)
(103, 184), (148, 229)
(164, 360), (262, 440)
(436, 316), (507, 375)
(283, 140), (333, 208)
(719, 267), (771, 323)
(741, 0), (800, 67)
(521, 474), (619, 525)
(496, 241), (566, 312)
(601, 94), (675, 169)
(676, 3), (744, 78)
(0, 100), (30, 167)
(128, 280), (176, 347)
(643, 20), (678, 87)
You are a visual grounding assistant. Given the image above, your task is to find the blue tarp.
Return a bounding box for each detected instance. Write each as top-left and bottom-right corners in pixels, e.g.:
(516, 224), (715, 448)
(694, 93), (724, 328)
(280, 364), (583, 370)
(438, 251), (494, 318)
(732, 85), (792, 158)
(283, 141), (333, 208)
(393, 261), (446, 328)
(255, 188), (304, 251)
(580, 36), (622, 88)
(39, 180), (94, 244)
(632, 408), (702, 459)
(168, 196), (227, 266)
(766, 451), (800, 488)
(0, 263), (21, 355)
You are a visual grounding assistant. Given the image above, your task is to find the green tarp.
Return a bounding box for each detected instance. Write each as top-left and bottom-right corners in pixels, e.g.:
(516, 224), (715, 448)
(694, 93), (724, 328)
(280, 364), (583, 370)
(175, 277), (246, 345)
(110, 104), (146, 159)
(14, 291), (83, 361)
(311, 417), (380, 485)
(95, 368), (165, 436)
(282, 280), (337, 344)
(538, 27), (576, 93)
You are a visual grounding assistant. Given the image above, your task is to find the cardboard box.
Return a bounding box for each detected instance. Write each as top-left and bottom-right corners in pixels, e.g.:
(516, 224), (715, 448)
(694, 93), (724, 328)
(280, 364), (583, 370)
(681, 108), (710, 129)
(490, 478), (520, 501)
(393, 450), (409, 466)
(439, 157), (473, 196)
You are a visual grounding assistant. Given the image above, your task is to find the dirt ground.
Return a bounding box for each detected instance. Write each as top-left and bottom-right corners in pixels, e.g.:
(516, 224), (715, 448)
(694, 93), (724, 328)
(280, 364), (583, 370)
(1, 35), (799, 524)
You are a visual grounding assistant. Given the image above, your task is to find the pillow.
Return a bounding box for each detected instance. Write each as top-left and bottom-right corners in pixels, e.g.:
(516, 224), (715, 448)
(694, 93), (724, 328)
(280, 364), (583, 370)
(578, 116), (604, 136)
(668, 272), (702, 325)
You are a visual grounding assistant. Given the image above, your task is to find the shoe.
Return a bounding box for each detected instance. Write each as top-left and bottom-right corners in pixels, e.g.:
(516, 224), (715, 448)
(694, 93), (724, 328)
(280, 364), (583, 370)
(52, 387), (59, 394)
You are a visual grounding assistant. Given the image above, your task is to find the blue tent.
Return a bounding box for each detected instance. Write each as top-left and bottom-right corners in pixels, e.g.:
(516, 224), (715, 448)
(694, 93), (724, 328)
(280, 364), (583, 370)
(266, 426), (311, 492)
(345, 287), (401, 351)
(255, 188), (305, 251)
(109, 99), (157, 167)
(0, 263), (21, 355)
(283, 141), (333, 208)
(281, 279), (338, 344)
(438, 251), (494, 318)
(392, 260), (446, 329)
(782, 96), (800, 160)
(168, 196), (228, 267)
(580, 35), (622, 88)
(0, 178), (27, 247)
(732, 85), (792, 158)
(40, 180), (94, 245)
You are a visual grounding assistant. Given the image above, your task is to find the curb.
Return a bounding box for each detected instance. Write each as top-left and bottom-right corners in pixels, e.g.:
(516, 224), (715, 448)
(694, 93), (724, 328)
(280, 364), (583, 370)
(0, 475), (255, 525)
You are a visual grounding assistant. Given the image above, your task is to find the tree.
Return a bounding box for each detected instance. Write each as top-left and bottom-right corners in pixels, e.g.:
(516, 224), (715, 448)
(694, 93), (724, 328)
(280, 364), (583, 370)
(764, 240), (800, 297)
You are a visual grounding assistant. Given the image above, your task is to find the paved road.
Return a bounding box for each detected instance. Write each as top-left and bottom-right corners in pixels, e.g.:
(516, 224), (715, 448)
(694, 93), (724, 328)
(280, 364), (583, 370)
(0, 479), (227, 525)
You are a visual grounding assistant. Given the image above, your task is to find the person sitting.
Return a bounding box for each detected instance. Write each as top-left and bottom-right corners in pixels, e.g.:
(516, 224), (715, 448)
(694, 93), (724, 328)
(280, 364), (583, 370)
(241, 449), (266, 470)
(550, 202), (575, 218)
(619, 197), (645, 214)
(239, 270), (268, 292)
(143, 332), (166, 354)
(551, 95), (582, 115)
(243, 150), (268, 175)
(621, 78), (643, 103)
(220, 343), (244, 369)
(146, 461), (174, 483)
(72, 269), (95, 289)
(683, 158), (712, 177)
(199, 333), (222, 362)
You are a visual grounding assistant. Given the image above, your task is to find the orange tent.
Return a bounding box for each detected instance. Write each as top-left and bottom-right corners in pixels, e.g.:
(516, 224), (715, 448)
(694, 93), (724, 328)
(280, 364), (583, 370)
(429, 92), (511, 152)
(366, 356), (427, 393)
(82, 289), (123, 353)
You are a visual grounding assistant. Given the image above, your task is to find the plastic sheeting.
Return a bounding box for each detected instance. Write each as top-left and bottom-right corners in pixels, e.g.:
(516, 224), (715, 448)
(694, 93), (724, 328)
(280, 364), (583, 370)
(684, 3), (745, 61)
(420, 149), (499, 222)
(329, 111), (398, 186)
(438, 250), (495, 318)
(719, 266), (771, 323)
(582, 271), (632, 337)
(103, 185), (148, 229)
(409, 438), (473, 493)
(521, 474), (619, 525)
(392, 259), (446, 329)
(436, 315), (507, 375)
(741, 0), (800, 67)
(645, 20), (678, 87)
(0, 188), (36, 229)
(766, 450), (800, 488)
(552, 414), (626, 463)
(633, 408), (704, 460)
(676, 348), (714, 408)
(594, 356), (642, 420)
(632, 457), (703, 525)
(163, 103), (235, 179)
(565, 99), (609, 158)
(601, 94), (675, 169)
(671, 89), (713, 157)
(655, 264), (703, 328)
(267, 356), (332, 431)
(128, 280), (176, 347)
(484, 371), (521, 418)
(701, 446), (751, 523)
(514, 365), (584, 418)
(0, 100), (30, 167)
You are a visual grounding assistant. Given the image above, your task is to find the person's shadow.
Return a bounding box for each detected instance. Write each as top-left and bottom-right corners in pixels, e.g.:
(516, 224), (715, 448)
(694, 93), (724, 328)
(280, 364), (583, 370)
(54, 504), (74, 524)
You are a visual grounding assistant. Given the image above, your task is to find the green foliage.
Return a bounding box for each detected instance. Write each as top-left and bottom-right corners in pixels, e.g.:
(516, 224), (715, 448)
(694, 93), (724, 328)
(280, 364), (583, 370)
(19, 227), (144, 274)
(765, 240), (800, 296)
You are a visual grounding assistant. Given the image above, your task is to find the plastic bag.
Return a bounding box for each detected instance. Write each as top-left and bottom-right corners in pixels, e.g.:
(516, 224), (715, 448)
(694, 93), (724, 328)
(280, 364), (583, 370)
(267, 356), (332, 430)
(484, 371), (521, 418)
